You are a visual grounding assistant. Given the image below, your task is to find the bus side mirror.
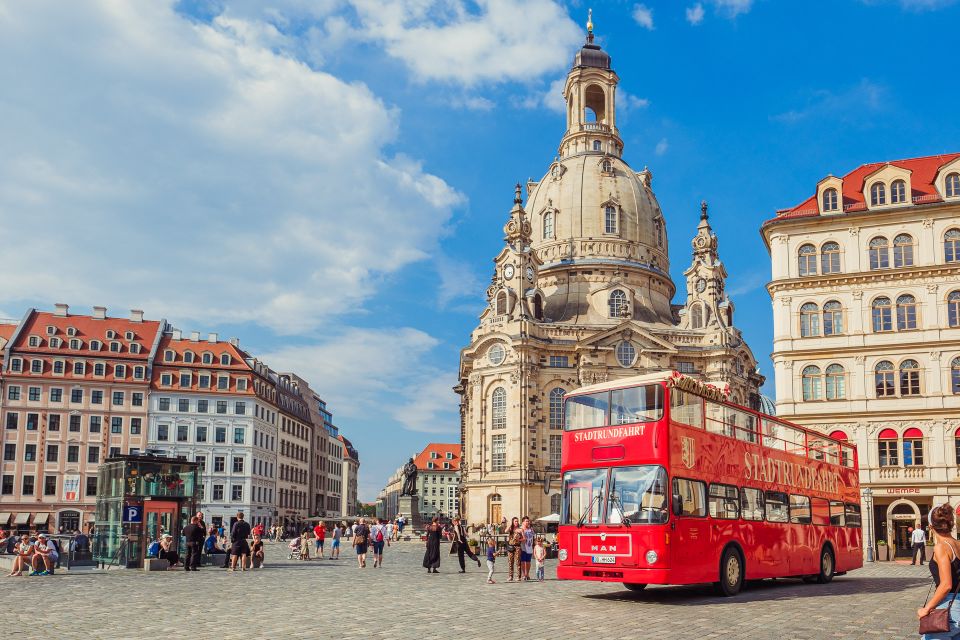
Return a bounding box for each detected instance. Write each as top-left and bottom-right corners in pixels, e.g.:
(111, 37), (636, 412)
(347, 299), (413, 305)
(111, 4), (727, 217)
(672, 494), (683, 517)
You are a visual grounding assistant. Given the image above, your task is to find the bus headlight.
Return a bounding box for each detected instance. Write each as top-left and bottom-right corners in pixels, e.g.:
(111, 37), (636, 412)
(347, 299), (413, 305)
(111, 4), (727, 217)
(558, 548), (568, 561)
(645, 550), (658, 565)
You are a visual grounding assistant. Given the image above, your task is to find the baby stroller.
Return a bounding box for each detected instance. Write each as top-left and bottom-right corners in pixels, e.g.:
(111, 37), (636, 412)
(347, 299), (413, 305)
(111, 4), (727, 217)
(286, 537), (301, 560)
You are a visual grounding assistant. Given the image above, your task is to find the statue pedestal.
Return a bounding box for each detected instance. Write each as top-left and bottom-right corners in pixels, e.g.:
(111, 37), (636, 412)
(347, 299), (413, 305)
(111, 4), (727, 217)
(397, 495), (423, 532)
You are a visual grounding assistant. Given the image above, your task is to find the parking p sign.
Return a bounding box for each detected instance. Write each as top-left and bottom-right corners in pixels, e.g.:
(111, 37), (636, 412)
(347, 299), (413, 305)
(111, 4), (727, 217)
(123, 504), (143, 523)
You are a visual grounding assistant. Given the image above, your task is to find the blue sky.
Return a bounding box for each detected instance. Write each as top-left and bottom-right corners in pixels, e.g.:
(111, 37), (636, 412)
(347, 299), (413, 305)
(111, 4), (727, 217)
(1, 0), (958, 500)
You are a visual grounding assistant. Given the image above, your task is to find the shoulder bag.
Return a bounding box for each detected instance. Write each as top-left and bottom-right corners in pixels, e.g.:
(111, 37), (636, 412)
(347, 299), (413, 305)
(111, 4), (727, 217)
(919, 573), (960, 634)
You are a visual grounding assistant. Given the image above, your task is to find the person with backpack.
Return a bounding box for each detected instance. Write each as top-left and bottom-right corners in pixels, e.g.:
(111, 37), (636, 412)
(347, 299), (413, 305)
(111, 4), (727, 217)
(370, 519), (387, 567)
(352, 518), (370, 569)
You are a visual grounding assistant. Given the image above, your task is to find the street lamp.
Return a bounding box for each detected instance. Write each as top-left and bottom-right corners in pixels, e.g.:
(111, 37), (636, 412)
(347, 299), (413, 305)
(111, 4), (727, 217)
(863, 487), (875, 563)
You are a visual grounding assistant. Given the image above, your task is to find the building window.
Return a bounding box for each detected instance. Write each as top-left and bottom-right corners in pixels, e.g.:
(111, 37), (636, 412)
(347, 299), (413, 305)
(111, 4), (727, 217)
(491, 434), (506, 472)
(604, 206), (617, 234)
(164, 349), (175, 362)
(112, 391), (124, 406)
(48, 415), (60, 431)
(871, 297), (893, 332)
(179, 373), (191, 388)
(218, 376), (229, 390)
(948, 291), (960, 328)
(89, 416), (101, 432)
(232, 485), (243, 501)
(878, 429), (899, 466)
(825, 364), (845, 400)
(197, 400), (208, 413)
(157, 424), (169, 441)
(69, 415), (80, 432)
(160, 374), (172, 386)
(946, 229), (960, 263)
(903, 429), (924, 466)
(593, 140), (601, 152)
(899, 359), (921, 396)
(67, 446), (79, 462)
(213, 484), (224, 501)
(549, 434), (562, 469)
(221, 354), (231, 365)
(215, 427), (226, 443)
(822, 188), (838, 212)
(130, 418), (141, 435)
(955, 428), (960, 464)
(491, 387), (506, 430)
(196, 425), (207, 442)
(28, 386), (41, 401)
(133, 366), (145, 380)
(896, 294), (918, 330)
(232, 456), (244, 473)
(615, 341), (637, 368)
(177, 398), (188, 412)
(869, 236), (890, 270)
(543, 211), (553, 239)
(31, 360), (42, 374)
(216, 401), (227, 414)
(801, 365), (821, 401)
(214, 456), (225, 472)
(608, 289), (628, 318)
(158, 397), (170, 411)
(234, 427), (245, 444)
(44, 476), (57, 496)
(111, 417), (122, 434)
(235, 402), (246, 415)
(87, 446), (100, 463)
(820, 242), (841, 274)
(823, 300), (843, 335)
(549, 355), (569, 368)
(183, 351), (194, 363)
(946, 173), (960, 198)
(870, 182), (886, 206)
(798, 244), (817, 276)
(176, 424), (188, 442)
(799, 303), (819, 337)
(602, 159), (612, 173)
(549, 388), (565, 429)
(875, 361), (895, 397)
(893, 234), (914, 267)
(890, 179), (907, 204)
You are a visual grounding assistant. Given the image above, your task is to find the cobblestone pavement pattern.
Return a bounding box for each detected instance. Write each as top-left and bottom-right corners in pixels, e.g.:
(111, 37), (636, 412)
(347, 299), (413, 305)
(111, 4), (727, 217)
(7, 542), (929, 639)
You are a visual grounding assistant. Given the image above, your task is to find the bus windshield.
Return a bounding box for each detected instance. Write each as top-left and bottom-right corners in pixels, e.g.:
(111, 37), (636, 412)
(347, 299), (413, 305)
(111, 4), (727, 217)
(562, 465), (668, 525)
(565, 384), (663, 430)
(562, 468), (607, 525)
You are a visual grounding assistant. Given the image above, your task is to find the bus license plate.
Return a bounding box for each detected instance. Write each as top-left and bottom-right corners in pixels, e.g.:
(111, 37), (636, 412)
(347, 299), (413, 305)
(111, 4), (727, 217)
(592, 555), (616, 564)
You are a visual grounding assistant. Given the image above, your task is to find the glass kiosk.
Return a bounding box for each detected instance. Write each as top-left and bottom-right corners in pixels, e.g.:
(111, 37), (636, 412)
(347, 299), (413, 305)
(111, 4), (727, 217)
(93, 454), (201, 568)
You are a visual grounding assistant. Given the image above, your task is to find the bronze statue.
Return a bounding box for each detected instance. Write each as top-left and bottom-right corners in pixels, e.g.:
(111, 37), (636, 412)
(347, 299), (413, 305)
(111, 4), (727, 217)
(401, 458), (418, 496)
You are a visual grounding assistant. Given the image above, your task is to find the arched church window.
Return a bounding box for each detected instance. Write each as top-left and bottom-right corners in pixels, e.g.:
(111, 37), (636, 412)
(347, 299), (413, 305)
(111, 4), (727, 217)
(604, 206), (618, 234)
(491, 387), (506, 430)
(593, 140), (602, 152)
(549, 388), (565, 429)
(601, 159), (612, 173)
(533, 294), (544, 320)
(608, 290), (628, 318)
(543, 211), (553, 239)
(615, 341), (636, 368)
(691, 303), (703, 329)
(550, 493), (562, 515)
(496, 291), (507, 316)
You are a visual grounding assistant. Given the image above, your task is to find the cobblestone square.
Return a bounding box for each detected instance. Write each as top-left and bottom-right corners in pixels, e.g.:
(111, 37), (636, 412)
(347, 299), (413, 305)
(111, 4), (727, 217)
(7, 541), (929, 639)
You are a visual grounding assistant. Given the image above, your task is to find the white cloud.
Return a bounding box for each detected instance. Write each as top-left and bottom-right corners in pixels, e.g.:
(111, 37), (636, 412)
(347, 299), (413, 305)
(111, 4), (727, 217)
(713, 0), (754, 16)
(260, 328), (459, 434)
(618, 91), (651, 112)
(631, 4), (654, 29)
(655, 138), (669, 155)
(772, 79), (888, 125)
(349, 0), (583, 85)
(686, 3), (706, 24)
(436, 256), (484, 310)
(0, 2), (463, 335)
(861, 0), (958, 9)
(515, 77), (567, 113)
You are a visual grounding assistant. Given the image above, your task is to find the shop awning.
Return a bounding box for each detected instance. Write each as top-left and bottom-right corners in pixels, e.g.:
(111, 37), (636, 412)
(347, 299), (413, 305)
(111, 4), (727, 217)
(13, 513), (30, 525)
(0, 512), (11, 525)
(33, 512), (50, 525)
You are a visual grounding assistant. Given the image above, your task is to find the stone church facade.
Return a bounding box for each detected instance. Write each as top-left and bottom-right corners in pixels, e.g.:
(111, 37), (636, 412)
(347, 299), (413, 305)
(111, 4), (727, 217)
(455, 24), (765, 525)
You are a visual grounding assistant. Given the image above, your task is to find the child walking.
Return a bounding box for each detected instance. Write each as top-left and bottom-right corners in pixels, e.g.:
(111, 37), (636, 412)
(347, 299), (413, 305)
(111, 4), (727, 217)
(534, 537), (547, 582)
(486, 537), (497, 584)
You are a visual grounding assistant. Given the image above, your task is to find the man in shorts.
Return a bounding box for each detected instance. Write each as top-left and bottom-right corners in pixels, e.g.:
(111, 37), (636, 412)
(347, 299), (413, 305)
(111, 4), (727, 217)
(229, 512), (252, 572)
(331, 522), (341, 559)
(313, 522), (326, 559)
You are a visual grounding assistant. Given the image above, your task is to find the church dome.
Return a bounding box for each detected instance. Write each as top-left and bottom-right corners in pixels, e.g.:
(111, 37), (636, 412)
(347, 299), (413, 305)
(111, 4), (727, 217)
(526, 154), (669, 276)
(573, 42), (610, 70)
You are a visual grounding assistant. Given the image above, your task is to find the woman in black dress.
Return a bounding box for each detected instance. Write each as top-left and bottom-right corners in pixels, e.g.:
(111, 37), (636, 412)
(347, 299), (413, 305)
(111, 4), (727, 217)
(422, 517), (442, 573)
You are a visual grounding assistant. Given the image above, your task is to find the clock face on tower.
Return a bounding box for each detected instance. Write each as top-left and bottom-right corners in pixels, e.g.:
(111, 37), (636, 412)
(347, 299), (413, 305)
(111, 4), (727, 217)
(696, 278), (706, 293)
(526, 266), (535, 282)
(503, 264), (515, 279)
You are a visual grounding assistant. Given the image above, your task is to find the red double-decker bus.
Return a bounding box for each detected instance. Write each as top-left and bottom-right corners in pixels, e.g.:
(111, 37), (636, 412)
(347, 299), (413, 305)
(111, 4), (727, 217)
(556, 371), (862, 596)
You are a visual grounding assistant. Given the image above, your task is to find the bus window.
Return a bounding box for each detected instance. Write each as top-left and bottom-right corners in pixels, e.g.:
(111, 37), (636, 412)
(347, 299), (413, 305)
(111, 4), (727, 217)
(760, 420), (786, 451)
(844, 503), (862, 528)
(708, 484), (739, 519)
(564, 392), (608, 431)
(672, 478), (707, 517)
(740, 487), (764, 521)
(704, 401), (729, 437)
(811, 497), (830, 526)
(610, 385), (664, 425)
(607, 465), (668, 524)
(561, 468), (607, 525)
(725, 406), (757, 444)
(789, 495), (811, 524)
(829, 500), (845, 526)
(670, 389), (703, 429)
(840, 445), (854, 468)
(765, 491), (789, 523)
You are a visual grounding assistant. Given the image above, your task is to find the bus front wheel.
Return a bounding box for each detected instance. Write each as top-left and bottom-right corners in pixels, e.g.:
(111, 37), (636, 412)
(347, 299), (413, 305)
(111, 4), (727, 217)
(716, 547), (744, 597)
(816, 547), (834, 584)
(623, 583), (647, 592)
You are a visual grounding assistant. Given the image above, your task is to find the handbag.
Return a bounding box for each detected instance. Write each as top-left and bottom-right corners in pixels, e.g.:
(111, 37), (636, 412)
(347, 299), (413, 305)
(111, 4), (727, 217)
(919, 580), (960, 635)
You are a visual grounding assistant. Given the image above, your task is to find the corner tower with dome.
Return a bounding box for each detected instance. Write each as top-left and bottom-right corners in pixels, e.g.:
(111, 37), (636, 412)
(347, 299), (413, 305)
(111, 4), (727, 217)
(455, 19), (765, 523)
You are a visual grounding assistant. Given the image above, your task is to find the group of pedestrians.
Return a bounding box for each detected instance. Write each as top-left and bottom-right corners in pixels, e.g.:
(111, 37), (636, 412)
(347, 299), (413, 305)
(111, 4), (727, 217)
(4, 532), (59, 576)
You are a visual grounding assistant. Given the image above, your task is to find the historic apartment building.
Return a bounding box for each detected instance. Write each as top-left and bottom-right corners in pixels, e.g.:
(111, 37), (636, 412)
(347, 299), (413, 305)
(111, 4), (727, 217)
(0, 305), (358, 533)
(285, 373), (343, 519)
(146, 330), (278, 529)
(376, 443), (461, 520)
(761, 152), (960, 557)
(456, 22), (764, 524)
(339, 434), (359, 518)
(0, 305), (163, 533)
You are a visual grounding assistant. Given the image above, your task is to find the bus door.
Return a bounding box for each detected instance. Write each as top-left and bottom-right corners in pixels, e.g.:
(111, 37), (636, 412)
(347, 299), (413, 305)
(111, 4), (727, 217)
(671, 477), (710, 583)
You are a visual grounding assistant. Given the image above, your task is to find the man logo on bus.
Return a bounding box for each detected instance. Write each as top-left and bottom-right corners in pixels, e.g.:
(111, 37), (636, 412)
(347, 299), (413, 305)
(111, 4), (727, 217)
(682, 436), (695, 469)
(599, 532), (607, 541)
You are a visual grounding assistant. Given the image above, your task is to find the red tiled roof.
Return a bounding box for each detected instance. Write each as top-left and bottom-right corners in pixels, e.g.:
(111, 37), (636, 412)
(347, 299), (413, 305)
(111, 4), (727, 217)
(0, 323), (18, 342)
(414, 443), (461, 472)
(12, 310), (162, 360)
(150, 333), (254, 393)
(771, 153), (960, 222)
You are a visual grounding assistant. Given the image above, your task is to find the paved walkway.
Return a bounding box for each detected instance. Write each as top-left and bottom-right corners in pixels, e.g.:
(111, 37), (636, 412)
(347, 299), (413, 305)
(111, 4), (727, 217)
(7, 542), (929, 639)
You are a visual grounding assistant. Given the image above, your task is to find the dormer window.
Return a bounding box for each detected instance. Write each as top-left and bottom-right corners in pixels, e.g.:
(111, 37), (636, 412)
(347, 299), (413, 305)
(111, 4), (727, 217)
(220, 354), (231, 366)
(28, 336), (40, 348)
(164, 349), (175, 362)
(870, 182), (886, 206)
(105, 330), (116, 339)
(183, 351), (194, 363)
(129, 343), (141, 354)
(109, 341), (121, 353)
(93, 362), (105, 376)
(608, 289), (628, 318)
(890, 179), (907, 204)
(947, 173), (960, 198)
(202, 352), (213, 365)
(45, 326), (56, 336)
(69, 339), (81, 350)
(90, 340), (102, 351)
(49, 337), (61, 348)
(125, 331), (134, 340)
(822, 188), (838, 212)
(10, 358), (21, 372)
(66, 327), (77, 337)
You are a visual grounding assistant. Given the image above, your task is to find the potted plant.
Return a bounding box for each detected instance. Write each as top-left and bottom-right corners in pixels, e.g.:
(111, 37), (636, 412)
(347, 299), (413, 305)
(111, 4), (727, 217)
(877, 539), (888, 561)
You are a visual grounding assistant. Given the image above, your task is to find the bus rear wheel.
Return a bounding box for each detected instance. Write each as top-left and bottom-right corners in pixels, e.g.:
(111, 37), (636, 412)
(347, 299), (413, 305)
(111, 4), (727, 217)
(716, 547), (744, 597)
(816, 548), (834, 584)
(623, 583), (647, 592)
